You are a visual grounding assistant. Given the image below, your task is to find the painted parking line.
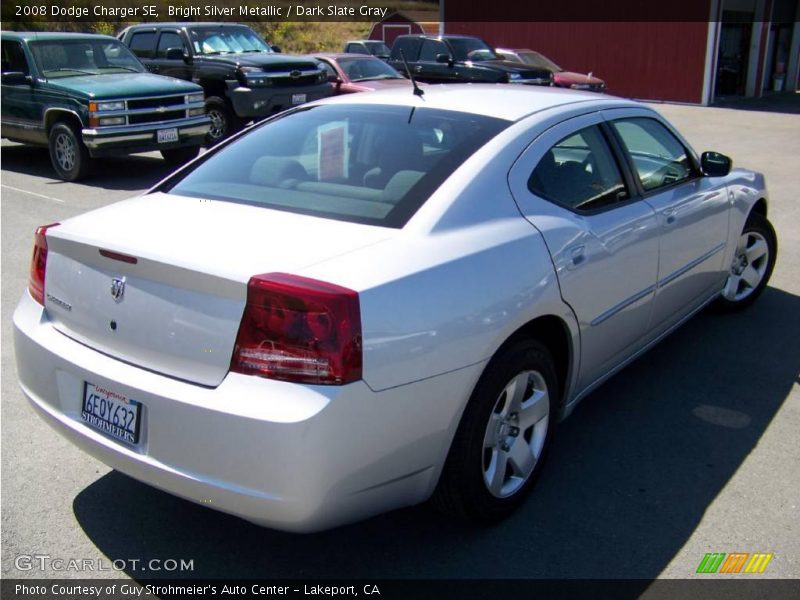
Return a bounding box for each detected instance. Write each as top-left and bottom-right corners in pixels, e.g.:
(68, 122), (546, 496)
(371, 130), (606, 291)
(1, 184), (65, 203)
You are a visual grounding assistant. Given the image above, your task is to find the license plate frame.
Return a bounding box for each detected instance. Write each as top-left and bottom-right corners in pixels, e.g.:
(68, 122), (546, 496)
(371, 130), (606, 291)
(291, 93), (307, 105)
(81, 382), (142, 445)
(157, 128), (179, 144)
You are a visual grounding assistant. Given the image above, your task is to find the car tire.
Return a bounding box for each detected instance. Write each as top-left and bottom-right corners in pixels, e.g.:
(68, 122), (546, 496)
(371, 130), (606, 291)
(433, 339), (558, 522)
(161, 146), (200, 166)
(205, 96), (238, 146)
(48, 122), (91, 181)
(715, 212), (777, 311)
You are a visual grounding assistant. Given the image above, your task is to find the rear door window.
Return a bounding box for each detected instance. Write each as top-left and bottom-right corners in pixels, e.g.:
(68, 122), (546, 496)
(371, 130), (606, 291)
(529, 125), (630, 212)
(128, 31), (156, 59)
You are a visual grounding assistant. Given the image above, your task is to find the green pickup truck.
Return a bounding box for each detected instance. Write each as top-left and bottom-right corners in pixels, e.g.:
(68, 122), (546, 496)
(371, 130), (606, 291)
(1, 31), (210, 181)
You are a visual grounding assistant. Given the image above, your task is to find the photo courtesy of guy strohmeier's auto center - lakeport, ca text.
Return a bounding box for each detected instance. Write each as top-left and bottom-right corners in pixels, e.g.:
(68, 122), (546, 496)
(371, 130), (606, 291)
(2, 0), (799, 599)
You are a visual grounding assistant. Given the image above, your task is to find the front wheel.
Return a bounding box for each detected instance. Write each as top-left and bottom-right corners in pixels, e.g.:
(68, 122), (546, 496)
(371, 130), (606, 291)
(716, 213), (777, 311)
(48, 122), (91, 181)
(433, 339), (558, 522)
(205, 96), (239, 146)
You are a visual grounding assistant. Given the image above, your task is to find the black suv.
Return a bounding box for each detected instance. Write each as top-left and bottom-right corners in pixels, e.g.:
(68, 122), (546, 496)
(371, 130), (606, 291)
(118, 23), (331, 143)
(389, 35), (552, 85)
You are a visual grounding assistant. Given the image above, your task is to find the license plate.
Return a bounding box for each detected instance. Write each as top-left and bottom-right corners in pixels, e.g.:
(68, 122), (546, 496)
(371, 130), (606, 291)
(291, 93), (307, 104)
(157, 128), (179, 143)
(82, 382), (141, 444)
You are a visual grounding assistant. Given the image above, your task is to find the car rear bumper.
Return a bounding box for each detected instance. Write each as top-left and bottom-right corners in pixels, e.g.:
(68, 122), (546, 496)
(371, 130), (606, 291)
(81, 117), (210, 157)
(227, 82), (332, 118)
(13, 291), (481, 532)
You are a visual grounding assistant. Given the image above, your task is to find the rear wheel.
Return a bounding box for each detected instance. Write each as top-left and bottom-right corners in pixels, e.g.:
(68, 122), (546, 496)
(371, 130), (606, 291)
(716, 213), (776, 311)
(161, 146), (200, 166)
(433, 339), (558, 522)
(48, 122), (90, 181)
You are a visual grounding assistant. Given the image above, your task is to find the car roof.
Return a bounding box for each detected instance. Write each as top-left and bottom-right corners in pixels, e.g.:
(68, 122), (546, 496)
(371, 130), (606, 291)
(1, 31), (118, 42)
(314, 52), (383, 60)
(314, 84), (637, 122)
(125, 22), (254, 29)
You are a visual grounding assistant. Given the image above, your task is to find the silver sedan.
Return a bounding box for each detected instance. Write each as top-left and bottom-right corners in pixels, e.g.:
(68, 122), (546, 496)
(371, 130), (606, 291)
(13, 85), (776, 531)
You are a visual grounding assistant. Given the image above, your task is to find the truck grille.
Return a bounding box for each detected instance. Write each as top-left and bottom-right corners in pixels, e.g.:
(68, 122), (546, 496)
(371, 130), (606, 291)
(127, 95), (186, 110)
(91, 93), (205, 128)
(128, 110), (187, 124)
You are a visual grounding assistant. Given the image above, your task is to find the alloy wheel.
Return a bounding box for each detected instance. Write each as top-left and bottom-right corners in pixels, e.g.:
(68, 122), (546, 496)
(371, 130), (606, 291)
(722, 231), (770, 302)
(54, 133), (76, 172)
(482, 370), (550, 498)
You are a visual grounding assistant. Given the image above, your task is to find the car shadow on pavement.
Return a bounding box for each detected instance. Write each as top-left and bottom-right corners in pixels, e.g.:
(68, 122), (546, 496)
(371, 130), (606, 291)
(72, 286), (800, 581)
(0, 144), (175, 192)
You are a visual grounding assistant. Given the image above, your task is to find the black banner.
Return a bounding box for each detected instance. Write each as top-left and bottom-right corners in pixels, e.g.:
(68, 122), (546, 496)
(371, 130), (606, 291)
(3, 579), (800, 600)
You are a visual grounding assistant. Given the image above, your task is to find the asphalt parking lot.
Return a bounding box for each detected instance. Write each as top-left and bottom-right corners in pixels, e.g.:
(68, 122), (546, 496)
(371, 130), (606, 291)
(1, 101), (798, 582)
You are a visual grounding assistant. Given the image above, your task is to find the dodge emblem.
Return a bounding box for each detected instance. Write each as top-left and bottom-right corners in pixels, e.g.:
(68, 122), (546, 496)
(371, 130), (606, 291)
(111, 276), (126, 302)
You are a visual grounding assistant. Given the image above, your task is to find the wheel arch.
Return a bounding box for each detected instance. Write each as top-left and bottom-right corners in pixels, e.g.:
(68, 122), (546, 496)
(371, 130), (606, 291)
(492, 314), (574, 414)
(44, 109), (83, 136)
(751, 197), (768, 219)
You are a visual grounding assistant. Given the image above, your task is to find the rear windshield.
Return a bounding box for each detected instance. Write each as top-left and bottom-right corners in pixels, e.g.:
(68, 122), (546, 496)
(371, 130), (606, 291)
(163, 105), (509, 228)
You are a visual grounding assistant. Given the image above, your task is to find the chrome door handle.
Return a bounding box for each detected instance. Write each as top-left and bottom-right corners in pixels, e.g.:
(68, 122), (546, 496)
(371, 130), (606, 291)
(566, 246), (585, 270)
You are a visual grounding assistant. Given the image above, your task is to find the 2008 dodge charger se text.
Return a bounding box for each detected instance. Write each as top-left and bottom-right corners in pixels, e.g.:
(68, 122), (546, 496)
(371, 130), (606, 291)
(13, 85), (777, 532)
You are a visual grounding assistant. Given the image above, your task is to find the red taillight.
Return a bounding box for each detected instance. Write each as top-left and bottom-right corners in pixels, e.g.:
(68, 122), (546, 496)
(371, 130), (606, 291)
(28, 223), (60, 305)
(231, 273), (362, 385)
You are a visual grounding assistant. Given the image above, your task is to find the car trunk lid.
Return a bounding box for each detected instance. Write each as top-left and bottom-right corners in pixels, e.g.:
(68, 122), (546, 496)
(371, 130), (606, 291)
(43, 193), (391, 386)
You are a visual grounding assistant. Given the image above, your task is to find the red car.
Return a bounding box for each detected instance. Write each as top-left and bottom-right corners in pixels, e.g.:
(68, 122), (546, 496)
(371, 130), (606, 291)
(312, 53), (414, 94)
(496, 48), (606, 92)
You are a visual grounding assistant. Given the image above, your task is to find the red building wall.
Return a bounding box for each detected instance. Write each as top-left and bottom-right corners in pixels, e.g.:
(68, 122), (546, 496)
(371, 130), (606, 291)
(446, 21), (712, 103)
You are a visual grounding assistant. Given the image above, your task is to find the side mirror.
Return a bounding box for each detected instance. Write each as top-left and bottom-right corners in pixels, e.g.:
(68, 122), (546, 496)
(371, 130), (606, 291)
(435, 53), (452, 65)
(271, 45), (282, 53)
(701, 151), (732, 177)
(327, 74), (342, 84)
(2, 71), (31, 85)
(165, 47), (185, 61)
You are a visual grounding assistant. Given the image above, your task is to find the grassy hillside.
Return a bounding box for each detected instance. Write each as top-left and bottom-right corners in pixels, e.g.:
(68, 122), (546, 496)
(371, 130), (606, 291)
(4, 1), (439, 53)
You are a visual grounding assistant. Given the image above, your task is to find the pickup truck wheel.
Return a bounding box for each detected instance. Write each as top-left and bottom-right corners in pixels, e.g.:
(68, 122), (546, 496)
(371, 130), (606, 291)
(49, 122), (90, 181)
(205, 97), (237, 145)
(161, 146), (200, 166)
(432, 339), (558, 522)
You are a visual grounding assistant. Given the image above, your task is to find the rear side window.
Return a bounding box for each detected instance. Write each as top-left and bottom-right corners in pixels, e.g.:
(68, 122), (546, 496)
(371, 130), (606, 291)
(611, 118), (695, 192)
(529, 125), (629, 212)
(157, 32), (184, 58)
(164, 105), (509, 228)
(128, 31), (156, 59)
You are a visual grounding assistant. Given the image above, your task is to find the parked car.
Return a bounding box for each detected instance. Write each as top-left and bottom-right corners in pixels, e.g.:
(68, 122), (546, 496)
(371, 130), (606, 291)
(0, 31), (209, 181)
(14, 85), (776, 532)
(389, 34), (551, 85)
(118, 22), (331, 144)
(312, 53), (414, 94)
(343, 40), (391, 61)
(496, 48), (606, 92)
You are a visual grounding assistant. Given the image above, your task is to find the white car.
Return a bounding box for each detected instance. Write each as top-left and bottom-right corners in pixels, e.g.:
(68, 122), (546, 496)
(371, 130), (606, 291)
(13, 85), (776, 532)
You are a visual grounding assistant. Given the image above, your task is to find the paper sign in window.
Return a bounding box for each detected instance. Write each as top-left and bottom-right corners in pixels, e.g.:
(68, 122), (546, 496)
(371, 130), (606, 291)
(317, 122), (348, 181)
